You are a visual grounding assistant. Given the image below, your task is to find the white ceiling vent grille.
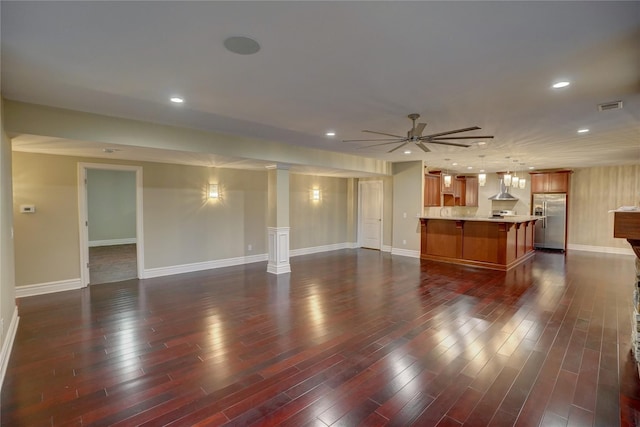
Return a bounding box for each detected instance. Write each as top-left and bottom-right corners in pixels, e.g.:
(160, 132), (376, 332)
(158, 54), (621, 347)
(598, 100), (623, 111)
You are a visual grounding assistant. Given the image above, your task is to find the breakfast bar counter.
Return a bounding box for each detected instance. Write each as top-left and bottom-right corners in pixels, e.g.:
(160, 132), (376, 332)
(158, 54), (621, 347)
(419, 216), (540, 271)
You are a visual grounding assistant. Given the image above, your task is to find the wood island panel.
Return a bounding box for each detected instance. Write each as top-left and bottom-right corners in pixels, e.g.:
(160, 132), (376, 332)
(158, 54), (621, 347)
(420, 217), (538, 271)
(462, 220), (501, 263)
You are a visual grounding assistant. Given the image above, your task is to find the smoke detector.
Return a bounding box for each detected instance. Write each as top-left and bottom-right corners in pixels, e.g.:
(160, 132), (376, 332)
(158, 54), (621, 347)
(598, 100), (623, 112)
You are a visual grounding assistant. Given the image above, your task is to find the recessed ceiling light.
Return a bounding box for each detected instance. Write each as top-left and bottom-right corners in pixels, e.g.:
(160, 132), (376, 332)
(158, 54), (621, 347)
(325, 131), (336, 137)
(552, 81), (570, 89)
(477, 141), (487, 146)
(529, 166), (535, 170)
(224, 36), (261, 55)
(452, 162), (458, 166)
(170, 97), (184, 104)
(467, 166), (473, 170)
(577, 128), (590, 134)
(403, 150), (412, 155)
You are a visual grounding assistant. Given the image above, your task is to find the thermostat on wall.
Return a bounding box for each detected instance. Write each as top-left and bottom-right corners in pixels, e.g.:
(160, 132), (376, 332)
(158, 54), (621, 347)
(20, 205), (36, 213)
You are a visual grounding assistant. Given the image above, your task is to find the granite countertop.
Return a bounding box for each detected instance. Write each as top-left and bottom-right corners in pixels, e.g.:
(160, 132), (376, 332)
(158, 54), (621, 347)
(420, 215), (541, 223)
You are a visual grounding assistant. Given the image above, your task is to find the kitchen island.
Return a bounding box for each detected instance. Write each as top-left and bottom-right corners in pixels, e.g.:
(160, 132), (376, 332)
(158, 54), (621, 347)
(420, 216), (540, 271)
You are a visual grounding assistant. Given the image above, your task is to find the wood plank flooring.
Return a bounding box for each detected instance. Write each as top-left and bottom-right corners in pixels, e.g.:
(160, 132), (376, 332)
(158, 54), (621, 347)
(3, 249), (640, 426)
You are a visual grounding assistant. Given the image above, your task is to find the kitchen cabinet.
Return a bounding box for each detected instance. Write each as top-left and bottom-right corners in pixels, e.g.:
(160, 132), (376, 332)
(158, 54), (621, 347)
(530, 171), (571, 193)
(443, 176), (478, 207)
(424, 174), (441, 207)
(425, 173), (480, 207)
(464, 176), (479, 207)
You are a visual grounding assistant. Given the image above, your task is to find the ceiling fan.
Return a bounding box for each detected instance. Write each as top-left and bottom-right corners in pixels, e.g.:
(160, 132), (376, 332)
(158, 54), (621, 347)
(343, 113), (494, 153)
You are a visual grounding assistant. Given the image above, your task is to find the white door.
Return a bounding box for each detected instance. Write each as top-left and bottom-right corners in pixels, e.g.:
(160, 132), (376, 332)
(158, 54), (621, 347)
(359, 181), (383, 250)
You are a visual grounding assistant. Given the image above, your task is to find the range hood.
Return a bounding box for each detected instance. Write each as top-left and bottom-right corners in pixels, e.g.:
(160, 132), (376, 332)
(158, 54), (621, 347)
(489, 179), (518, 201)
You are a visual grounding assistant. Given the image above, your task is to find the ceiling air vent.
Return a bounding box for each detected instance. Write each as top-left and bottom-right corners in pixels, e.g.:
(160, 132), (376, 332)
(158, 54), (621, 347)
(598, 100), (623, 112)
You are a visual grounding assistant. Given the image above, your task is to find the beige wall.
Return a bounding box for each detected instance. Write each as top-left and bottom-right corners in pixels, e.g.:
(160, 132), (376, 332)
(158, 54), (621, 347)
(0, 98), (17, 349)
(141, 162), (268, 268)
(392, 161), (423, 252)
(289, 174), (350, 250)
(14, 153), (98, 284)
(12, 152), (269, 284)
(12, 152), (359, 286)
(569, 165), (640, 250)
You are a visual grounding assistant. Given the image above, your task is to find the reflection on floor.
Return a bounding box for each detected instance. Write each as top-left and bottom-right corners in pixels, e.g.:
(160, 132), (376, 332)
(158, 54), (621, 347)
(5, 249), (640, 425)
(89, 243), (137, 284)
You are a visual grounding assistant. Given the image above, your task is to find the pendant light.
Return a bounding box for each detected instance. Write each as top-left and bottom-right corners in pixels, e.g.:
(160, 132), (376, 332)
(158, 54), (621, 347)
(442, 159), (452, 189)
(519, 177), (527, 189)
(478, 155), (486, 187)
(503, 172), (512, 187)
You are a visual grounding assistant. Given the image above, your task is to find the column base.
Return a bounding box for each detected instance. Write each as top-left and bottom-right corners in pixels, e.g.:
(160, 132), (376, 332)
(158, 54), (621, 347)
(267, 227), (291, 275)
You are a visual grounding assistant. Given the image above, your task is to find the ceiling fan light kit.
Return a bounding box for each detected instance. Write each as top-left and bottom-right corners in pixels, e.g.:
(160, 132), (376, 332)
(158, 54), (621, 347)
(343, 113), (494, 153)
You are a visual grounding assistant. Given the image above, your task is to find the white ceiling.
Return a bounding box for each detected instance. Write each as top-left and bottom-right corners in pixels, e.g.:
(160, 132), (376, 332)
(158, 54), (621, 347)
(2, 1), (639, 175)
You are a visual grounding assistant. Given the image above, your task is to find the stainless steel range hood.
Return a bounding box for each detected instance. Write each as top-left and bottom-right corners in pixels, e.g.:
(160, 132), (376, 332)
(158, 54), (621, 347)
(489, 179), (518, 201)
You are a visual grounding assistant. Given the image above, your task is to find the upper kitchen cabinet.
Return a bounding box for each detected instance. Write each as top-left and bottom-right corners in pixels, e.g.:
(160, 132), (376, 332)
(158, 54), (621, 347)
(530, 170), (572, 193)
(424, 173), (441, 207)
(424, 172), (479, 207)
(464, 176), (479, 207)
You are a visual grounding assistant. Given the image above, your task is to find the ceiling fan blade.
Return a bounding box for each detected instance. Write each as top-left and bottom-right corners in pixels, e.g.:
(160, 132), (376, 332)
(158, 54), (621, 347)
(343, 138), (405, 142)
(388, 141), (410, 153)
(413, 122), (427, 137)
(430, 135), (495, 140)
(422, 126), (481, 138)
(416, 141), (431, 152)
(426, 140), (471, 148)
(357, 139), (409, 148)
(362, 130), (405, 138)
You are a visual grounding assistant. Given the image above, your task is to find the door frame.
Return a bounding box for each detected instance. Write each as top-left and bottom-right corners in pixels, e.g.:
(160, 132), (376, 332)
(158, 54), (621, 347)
(78, 163), (144, 286)
(357, 180), (383, 250)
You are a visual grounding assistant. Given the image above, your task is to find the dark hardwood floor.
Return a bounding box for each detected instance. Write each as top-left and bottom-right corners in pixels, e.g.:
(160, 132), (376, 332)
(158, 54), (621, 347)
(3, 249), (640, 426)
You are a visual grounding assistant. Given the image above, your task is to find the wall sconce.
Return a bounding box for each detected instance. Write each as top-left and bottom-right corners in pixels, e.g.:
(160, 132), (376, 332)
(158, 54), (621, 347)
(209, 183), (220, 199)
(503, 173), (512, 187)
(519, 178), (527, 189)
(311, 188), (321, 201)
(443, 174), (452, 188)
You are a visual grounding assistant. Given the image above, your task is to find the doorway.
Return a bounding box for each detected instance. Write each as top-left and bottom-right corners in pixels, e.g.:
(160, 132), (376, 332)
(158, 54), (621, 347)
(358, 180), (383, 250)
(78, 163), (144, 286)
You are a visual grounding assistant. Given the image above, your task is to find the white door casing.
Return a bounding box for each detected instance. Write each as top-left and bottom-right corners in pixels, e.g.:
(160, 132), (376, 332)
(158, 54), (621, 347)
(358, 180), (383, 250)
(78, 163), (144, 286)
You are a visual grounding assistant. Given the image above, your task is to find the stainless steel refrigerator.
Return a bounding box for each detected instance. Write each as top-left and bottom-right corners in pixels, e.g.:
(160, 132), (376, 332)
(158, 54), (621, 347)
(533, 193), (567, 250)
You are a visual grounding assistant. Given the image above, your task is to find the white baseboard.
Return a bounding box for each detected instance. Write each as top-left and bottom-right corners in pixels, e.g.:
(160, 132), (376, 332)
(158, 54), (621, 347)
(391, 248), (421, 258)
(89, 238), (137, 247)
(290, 242), (353, 257)
(382, 244), (392, 253)
(16, 278), (84, 298)
(0, 306), (19, 389)
(144, 253), (269, 279)
(567, 244), (634, 256)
